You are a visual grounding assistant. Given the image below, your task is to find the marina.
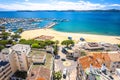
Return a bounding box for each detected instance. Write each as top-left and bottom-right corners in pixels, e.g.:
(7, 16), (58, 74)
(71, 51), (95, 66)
(0, 18), (65, 31)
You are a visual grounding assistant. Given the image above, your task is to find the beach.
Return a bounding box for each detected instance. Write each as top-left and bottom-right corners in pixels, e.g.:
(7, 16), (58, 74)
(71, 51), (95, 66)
(21, 29), (120, 44)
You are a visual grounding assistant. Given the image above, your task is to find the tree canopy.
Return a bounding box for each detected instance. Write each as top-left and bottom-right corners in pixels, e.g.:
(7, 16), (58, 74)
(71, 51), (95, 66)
(61, 40), (74, 47)
(118, 44), (120, 48)
(15, 28), (23, 33)
(19, 39), (55, 49)
(53, 71), (62, 80)
(1, 32), (10, 40)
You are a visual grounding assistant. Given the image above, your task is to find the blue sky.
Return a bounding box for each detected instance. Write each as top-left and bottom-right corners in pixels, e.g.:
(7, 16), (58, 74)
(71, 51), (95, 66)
(0, 0), (120, 10)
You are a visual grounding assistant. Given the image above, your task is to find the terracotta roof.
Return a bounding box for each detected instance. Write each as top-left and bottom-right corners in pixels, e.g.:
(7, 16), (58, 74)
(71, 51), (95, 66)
(27, 67), (50, 80)
(78, 53), (111, 70)
(108, 53), (120, 62)
(37, 78), (46, 80)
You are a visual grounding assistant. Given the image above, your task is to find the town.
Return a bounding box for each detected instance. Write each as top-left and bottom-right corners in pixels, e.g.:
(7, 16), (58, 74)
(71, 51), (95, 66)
(0, 26), (120, 80)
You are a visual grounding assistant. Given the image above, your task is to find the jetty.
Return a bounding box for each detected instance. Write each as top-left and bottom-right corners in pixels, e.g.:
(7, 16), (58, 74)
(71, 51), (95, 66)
(44, 22), (57, 29)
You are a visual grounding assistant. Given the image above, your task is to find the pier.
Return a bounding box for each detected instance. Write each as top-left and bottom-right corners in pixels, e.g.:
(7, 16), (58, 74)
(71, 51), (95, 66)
(44, 22), (57, 29)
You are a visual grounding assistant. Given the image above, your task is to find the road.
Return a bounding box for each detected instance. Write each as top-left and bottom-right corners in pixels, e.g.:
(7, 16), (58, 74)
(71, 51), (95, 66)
(54, 46), (77, 80)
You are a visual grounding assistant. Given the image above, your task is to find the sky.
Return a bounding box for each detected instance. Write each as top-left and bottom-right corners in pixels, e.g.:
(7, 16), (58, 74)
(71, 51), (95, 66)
(0, 0), (120, 11)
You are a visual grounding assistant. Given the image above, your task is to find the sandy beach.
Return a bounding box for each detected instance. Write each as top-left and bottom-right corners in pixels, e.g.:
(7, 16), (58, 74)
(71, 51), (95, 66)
(21, 29), (120, 44)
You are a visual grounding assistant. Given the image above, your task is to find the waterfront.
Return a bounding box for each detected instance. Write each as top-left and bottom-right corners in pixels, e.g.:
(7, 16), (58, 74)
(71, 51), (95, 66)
(21, 29), (120, 44)
(0, 11), (120, 36)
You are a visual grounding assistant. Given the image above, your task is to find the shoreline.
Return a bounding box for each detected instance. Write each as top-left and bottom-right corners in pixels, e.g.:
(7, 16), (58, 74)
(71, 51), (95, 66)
(21, 28), (120, 44)
(52, 28), (120, 37)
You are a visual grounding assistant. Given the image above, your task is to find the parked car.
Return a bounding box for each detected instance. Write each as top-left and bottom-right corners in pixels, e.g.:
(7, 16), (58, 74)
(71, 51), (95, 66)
(61, 58), (66, 61)
(63, 68), (67, 79)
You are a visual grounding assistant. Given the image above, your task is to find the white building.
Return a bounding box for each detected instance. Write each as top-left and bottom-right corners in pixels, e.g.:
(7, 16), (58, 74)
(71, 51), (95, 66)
(11, 44), (31, 71)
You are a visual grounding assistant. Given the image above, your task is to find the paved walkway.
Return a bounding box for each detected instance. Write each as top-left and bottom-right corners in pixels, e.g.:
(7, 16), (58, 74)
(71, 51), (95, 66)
(55, 46), (77, 80)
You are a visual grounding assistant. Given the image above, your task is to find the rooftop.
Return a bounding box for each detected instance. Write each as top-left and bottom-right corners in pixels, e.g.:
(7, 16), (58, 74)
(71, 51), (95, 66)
(78, 53), (111, 70)
(84, 42), (104, 50)
(27, 66), (50, 80)
(108, 53), (120, 62)
(27, 49), (53, 80)
(11, 44), (31, 54)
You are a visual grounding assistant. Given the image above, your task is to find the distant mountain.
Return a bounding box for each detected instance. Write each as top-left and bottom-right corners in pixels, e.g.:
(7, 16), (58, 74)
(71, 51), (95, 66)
(16, 9), (120, 12)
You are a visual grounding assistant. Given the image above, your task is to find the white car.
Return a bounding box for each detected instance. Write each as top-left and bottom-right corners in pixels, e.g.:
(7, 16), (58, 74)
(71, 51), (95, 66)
(63, 68), (67, 79)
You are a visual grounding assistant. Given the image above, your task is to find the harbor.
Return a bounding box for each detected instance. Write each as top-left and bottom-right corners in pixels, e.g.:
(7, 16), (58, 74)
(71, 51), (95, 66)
(0, 18), (66, 31)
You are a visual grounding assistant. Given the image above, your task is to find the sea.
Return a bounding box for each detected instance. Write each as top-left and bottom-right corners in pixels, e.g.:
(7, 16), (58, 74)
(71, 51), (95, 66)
(0, 11), (120, 36)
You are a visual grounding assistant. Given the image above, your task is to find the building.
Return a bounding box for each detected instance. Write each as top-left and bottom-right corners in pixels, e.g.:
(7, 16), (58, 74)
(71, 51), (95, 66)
(0, 48), (17, 75)
(27, 66), (51, 80)
(27, 49), (54, 80)
(0, 44), (55, 80)
(66, 49), (80, 60)
(99, 42), (120, 51)
(0, 44), (31, 80)
(108, 52), (120, 72)
(83, 42), (104, 51)
(11, 44), (31, 71)
(77, 52), (120, 80)
(0, 61), (12, 80)
(75, 42), (120, 51)
(77, 53), (111, 80)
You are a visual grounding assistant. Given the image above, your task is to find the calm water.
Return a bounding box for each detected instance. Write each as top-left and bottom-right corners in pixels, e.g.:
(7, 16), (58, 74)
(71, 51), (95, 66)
(0, 11), (120, 36)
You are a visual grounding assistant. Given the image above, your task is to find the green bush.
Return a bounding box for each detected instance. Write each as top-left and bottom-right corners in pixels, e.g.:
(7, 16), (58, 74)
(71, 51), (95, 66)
(53, 71), (62, 80)
(118, 44), (120, 48)
(0, 46), (5, 51)
(31, 43), (40, 48)
(0, 40), (9, 46)
(81, 51), (86, 56)
(54, 45), (58, 55)
(19, 39), (55, 48)
(61, 40), (74, 47)
(44, 40), (55, 46)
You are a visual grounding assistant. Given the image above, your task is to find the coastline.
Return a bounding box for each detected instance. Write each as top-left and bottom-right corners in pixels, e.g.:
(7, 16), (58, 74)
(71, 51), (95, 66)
(21, 28), (120, 44)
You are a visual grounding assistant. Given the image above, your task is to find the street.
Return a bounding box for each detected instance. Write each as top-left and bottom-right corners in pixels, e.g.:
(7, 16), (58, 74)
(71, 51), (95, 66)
(54, 46), (77, 80)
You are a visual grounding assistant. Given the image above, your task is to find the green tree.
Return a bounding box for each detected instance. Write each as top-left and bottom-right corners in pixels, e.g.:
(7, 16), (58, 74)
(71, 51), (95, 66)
(31, 43), (40, 48)
(53, 71), (62, 80)
(0, 46), (4, 51)
(55, 40), (59, 45)
(54, 45), (58, 55)
(118, 44), (120, 48)
(81, 51), (86, 56)
(1, 32), (10, 40)
(39, 41), (46, 48)
(0, 40), (9, 46)
(16, 28), (23, 33)
(61, 40), (74, 47)
(44, 40), (55, 46)
(11, 34), (21, 39)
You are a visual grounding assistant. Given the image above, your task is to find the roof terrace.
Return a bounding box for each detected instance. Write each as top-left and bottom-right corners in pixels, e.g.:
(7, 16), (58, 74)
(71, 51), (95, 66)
(27, 49), (53, 80)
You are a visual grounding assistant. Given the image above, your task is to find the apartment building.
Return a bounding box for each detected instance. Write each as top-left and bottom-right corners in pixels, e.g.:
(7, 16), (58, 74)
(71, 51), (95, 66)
(0, 61), (12, 80)
(0, 48), (17, 75)
(11, 44), (31, 71)
(0, 44), (31, 80)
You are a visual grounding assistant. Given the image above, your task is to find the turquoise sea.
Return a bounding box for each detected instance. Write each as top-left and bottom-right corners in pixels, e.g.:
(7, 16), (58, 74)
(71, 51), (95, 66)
(0, 11), (120, 36)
